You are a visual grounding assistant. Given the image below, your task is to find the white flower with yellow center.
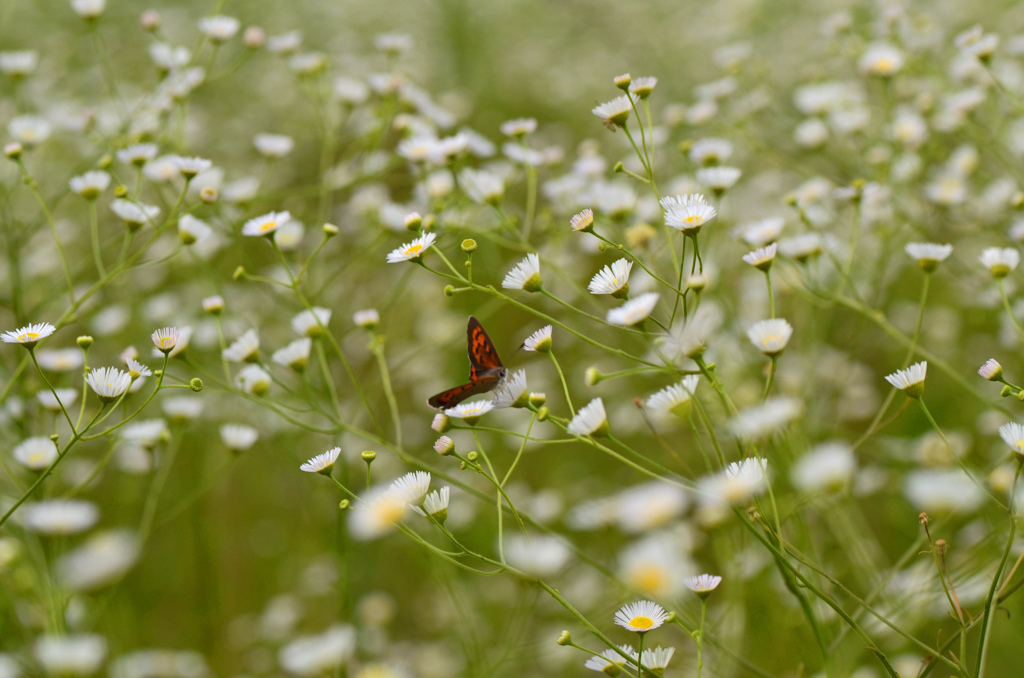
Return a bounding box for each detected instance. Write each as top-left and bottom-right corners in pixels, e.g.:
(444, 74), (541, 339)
(85, 367), (132, 403)
(110, 199), (160, 229)
(117, 143), (158, 166)
(8, 115), (51, 146)
(292, 307), (331, 337)
(388, 471), (432, 505)
(220, 424), (259, 452)
(13, 437), (58, 470)
(242, 210), (292, 237)
(589, 259), (632, 297)
(411, 487), (450, 523)
(301, 447), (341, 475)
(684, 574), (722, 597)
(523, 325), (553, 353)
(235, 364), (271, 395)
(222, 329), (260, 363)
(660, 194), (717, 233)
(570, 208), (594, 232)
(884, 361), (927, 398)
(696, 166), (741, 193)
(69, 171), (111, 200)
(173, 156), (212, 179)
(729, 398), (802, 440)
(905, 243), (952, 272)
(742, 243), (778, 271)
(978, 359), (1002, 381)
(607, 292), (659, 326)
(614, 600), (668, 633)
(198, 15), (240, 42)
(37, 388), (78, 412)
(150, 327), (179, 355)
(502, 253), (542, 292)
(460, 167), (504, 205)
(178, 214), (213, 245)
(999, 422), (1024, 460)
(584, 645), (635, 674)
(21, 500), (100, 536)
(491, 370), (528, 408)
(2, 322), (55, 348)
(746, 318), (793, 356)
(567, 398), (608, 437)
(445, 400), (494, 423)
(979, 247), (1020, 278)
(859, 42), (904, 76)
(500, 117), (537, 138)
(386, 232), (436, 263)
(689, 138), (733, 165)
(592, 94), (636, 127)
(272, 338), (312, 372)
(36, 348), (84, 371)
(646, 376), (699, 421)
(349, 487), (406, 541)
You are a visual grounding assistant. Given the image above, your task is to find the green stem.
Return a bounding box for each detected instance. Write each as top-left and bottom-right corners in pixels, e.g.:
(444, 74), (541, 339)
(696, 599), (706, 678)
(998, 278), (1024, 339)
(548, 351), (575, 416)
(88, 200), (106, 277)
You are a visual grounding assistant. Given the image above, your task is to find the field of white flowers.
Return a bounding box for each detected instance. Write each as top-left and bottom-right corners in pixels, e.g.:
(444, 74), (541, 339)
(4, 0), (1024, 676)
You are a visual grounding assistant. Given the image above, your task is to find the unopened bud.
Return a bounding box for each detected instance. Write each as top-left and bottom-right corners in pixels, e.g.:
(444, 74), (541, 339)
(189, 378), (203, 392)
(323, 223), (339, 237)
(361, 450), (376, 463)
(76, 336), (93, 349)
(556, 630), (572, 646)
(339, 499), (350, 510)
(461, 239), (477, 253)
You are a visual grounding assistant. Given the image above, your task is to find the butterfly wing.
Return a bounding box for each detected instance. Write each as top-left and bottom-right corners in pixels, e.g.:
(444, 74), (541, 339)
(428, 374), (504, 409)
(467, 316), (504, 380)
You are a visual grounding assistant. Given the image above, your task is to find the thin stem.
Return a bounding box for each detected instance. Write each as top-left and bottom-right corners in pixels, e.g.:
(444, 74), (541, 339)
(696, 599), (706, 678)
(88, 200), (106, 277)
(976, 465), (1022, 678)
(998, 278), (1024, 339)
(548, 351), (575, 416)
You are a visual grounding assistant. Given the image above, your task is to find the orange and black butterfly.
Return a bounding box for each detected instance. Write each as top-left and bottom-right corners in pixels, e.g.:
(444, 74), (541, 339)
(428, 317), (507, 409)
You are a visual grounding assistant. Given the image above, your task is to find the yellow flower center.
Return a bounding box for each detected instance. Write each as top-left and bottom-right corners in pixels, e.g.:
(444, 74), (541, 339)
(19, 332), (38, 341)
(761, 335), (777, 347)
(159, 338), (171, 348)
(875, 58), (895, 73)
(260, 220), (277, 232)
(630, 565), (668, 595)
(630, 615), (653, 630)
(28, 452), (44, 464)
(685, 216), (701, 224)
(407, 243), (423, 255)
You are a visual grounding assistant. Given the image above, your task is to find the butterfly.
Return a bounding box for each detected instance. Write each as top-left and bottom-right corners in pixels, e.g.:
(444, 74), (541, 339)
(428, 317), (507, 409)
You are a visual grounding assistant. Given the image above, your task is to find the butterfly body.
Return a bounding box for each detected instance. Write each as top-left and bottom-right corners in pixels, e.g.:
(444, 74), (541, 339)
(428, 317), (506, 409)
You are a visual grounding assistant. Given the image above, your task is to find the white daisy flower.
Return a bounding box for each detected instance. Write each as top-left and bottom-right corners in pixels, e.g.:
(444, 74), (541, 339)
(689, 138), (733, 165)
(433, 436), (455, 456)
(253, 133), (294, 158)
(220, 424), (259, 452)
(492, 370), (528, 408)
(640, 646), (676, 673)
(629, 76), (658, 98)
(615, 482), (689, 533)
(117, 143), (158, 167)
(905, 242), (953, 272)
(222, 329), (260, 363)
(504, 534), (572, 578)
(21, 500), (100, 535)
(162, 396), (203, 421)
(588, 259), (632, 297)
(570, 208), (595, 233)
(36, 348), (84, 371)
(904, 469), (984, 515)
(386, 232), (436, 263)
(646, 376), (699, 420)
(197, 15), (240, 42)
(292, 307), (331, 337)
(13, 437), (58, 470)
(121, 419), (167, 447)
(388, 471), (432, 505)
(584, 645), (635, 674)
(698, 459), (769, 519)
(979, 247), (1020, 278)
(592, 94), (636, 127)
(348, 487), (406, 541)
(978, 359), (1002, 381)
(607, 292), (659, 326)
(660, 194), (717, 233)
(696, 166), (741, 193)
(85, 367), (132, 403)
(278, 626), (355, 677)
(37, 388), (78, 412)
(8, 115), (51, 146)
(738, 218), (784, 247)
(125, 358), (151, 380)
(729, 398), (802, 439)
(33, 634), (107, 675)
(69, 171), (111, 199)
(567, 398), (608, 436)
(859, 42), (904, 76)
(999, 422), (1024, 459)
(301, 447), (341, 475)
(267, 30), (303, 54)
(791, 442), (856, 494)
(445, 400), (495, 423)
(177, 214), (213, 245)
(746, 318), (793, 356)
(614, 600), (668, 633)
(460, 167), (504, 205)
(2, 322), (55, 347)
(742, 243), (778, 270)
(353, 309), (379, 329)
(235, 364), (271, 395)
(0, 50), (39, 76)
(142, 155), (180, 183)
(411, 486), (450, 523)
(955, 26), (999, 61)
(110, 199), (160, 230)
(500, 117), (537, 138)
(684, 573), (722, 597)
(55, 529), (140, 592)
(242, 210), (291, 237)
(374, 32), (413, 53)
(502, 253), (542, 292)
(272, 338), (312, 372)
(523, 325), (553, 353)
(884, 361), (927, 398)
(779, 233), (823, 262)
(70, 0), (105, 19)
(151, 327), (179, 354)
(173, 156), (212, 179)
